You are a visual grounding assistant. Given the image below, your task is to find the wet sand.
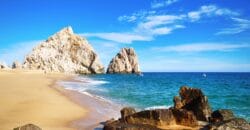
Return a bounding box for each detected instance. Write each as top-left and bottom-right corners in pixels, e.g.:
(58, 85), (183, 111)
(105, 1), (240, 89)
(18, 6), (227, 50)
(54, 79), (121, 129)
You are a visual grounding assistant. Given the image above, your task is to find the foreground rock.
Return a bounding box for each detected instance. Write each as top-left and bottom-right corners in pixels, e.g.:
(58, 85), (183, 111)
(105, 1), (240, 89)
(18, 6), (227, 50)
(107, 48), (140, 74)
(23, 26), (104, 74)
(104, 86), (250, 130)
(211, 109), (235, 122)
(176, 86), (212, 121)
(207, 118), (250, 130)
(13, 124), (42, 130)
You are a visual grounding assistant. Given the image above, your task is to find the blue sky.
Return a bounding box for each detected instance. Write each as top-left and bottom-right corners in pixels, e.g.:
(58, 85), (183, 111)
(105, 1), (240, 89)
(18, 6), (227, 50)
(0, 0), (250, 72)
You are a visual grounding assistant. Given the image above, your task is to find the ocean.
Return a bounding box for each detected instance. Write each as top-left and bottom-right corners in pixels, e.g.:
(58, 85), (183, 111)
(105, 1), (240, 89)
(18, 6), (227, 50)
(60, 72), (250, 121)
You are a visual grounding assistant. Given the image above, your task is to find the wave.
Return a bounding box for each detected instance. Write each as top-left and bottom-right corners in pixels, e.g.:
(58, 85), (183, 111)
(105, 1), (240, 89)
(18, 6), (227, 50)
(144, 105), (172, 110)
(58, 76), (113, 104)
(74, 76), (109, 85)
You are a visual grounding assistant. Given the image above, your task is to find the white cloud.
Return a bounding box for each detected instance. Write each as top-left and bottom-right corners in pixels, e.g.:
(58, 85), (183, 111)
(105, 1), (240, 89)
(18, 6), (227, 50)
(84, 14), (186, 43)
(118, 15), (137, 22)
(151, 0), (179, 9)
(188, 5), (239, 21)
(0, 40), (42, 65)
(216, 17), (250, 35)
(83, 4), (241, 44)
(138, 15), (185, 29)
(118, 10), (156, 22)
(152, 43), (250, 52)
(81, 33), (152, 44)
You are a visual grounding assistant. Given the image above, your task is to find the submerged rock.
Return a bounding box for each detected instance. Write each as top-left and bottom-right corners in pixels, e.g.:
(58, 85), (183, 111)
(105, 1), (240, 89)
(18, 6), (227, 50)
(23, 26), (104, 74)
(13, 123), (42, 130)
(107, 48), (140, 74)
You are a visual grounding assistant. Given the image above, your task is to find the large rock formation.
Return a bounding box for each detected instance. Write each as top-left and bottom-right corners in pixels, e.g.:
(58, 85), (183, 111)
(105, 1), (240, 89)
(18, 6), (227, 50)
(23, 26), (104, 74)
(103, 86), (250, 130)
(107, 48), (140, 74)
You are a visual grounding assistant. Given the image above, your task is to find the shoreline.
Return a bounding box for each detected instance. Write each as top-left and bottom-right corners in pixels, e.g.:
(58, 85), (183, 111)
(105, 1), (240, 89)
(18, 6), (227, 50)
(54, 76), (121, 129)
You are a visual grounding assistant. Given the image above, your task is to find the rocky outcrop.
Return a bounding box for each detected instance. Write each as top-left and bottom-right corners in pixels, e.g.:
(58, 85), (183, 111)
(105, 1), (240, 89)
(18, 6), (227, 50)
(104, 86), (249, 130)
(104, 87), (207, 129)
(23, 26), (104, 74)
(12, 61), (22, 69)
(208, 109), (250, 130)
(13, 124), (42, 130)
(211, 109), (235, 123)
(176, 86), (212, 121)
(207, 118), (250, 130)
(107, 48), (140, 74)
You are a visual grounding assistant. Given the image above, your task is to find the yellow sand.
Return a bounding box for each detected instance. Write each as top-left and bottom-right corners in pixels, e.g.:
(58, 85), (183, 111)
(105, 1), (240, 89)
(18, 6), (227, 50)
(0, 70), (86, 130)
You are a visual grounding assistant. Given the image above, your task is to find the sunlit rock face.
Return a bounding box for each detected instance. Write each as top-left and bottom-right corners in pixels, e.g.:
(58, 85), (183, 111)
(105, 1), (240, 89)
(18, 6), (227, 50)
(23, 26), (104, 74)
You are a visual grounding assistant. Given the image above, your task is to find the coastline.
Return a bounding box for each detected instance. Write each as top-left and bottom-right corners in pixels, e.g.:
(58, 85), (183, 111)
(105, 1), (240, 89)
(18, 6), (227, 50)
(54, 76), (121, 129)
(0, 70), (87, 130)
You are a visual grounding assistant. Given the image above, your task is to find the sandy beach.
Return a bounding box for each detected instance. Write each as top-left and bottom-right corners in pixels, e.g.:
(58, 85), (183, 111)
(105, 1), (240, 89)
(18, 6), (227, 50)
(0, 70), (87, 130)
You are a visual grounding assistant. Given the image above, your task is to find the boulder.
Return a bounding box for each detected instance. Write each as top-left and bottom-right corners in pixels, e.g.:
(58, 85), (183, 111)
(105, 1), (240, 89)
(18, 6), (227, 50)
(172, 108), (198, 127)
(23, 26), (104, 74)
(12, 61), (22, 69)
(211, 109), (235, 123)
(207, 118), (250, 130)
(124, 109), (175, 126)
(107, 48), (140, 74)
(13, 123), (42, 130)
(104, 119), (160, 130)
(120, 107), (136, 121)
(177, 86), (212, 121)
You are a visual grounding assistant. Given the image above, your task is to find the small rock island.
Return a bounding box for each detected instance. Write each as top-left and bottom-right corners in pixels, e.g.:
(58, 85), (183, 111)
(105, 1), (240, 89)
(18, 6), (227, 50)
(107, 48), (141, 74)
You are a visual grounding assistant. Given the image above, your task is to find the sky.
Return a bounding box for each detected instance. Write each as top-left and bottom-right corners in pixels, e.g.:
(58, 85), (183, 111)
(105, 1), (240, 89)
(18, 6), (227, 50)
(0, 0), (250, 72)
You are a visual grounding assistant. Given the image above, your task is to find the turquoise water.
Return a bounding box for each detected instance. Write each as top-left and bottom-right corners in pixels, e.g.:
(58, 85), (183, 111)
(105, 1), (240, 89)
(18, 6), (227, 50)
(61, 72), (250, 121)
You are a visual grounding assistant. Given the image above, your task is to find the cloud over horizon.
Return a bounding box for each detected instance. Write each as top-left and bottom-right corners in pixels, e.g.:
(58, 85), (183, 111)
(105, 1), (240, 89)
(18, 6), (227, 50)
(152, 43), (250, 52)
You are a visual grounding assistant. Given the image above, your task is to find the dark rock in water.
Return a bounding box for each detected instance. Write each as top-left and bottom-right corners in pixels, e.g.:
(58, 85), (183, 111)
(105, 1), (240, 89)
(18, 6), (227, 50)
(172, 108), (198, 127)
(13, 124), (42, 130)
(178, 86), (212, 121)
(121, 107), (136, 121)
(104, 86), (249, 130)
(211, 109), (235, 123)
(207, 118), (250, 130)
